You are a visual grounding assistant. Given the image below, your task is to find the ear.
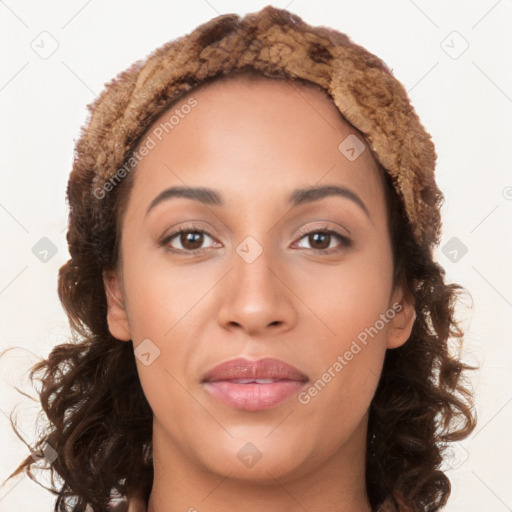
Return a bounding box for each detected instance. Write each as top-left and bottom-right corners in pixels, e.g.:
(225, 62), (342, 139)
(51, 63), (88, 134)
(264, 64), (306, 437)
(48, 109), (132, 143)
(103, 269), (131, 342)
(385, 283), (416, 349)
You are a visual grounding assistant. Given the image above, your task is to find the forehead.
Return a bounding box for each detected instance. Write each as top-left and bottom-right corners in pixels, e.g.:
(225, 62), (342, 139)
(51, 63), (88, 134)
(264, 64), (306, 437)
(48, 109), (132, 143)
(124, 73), (386, 220)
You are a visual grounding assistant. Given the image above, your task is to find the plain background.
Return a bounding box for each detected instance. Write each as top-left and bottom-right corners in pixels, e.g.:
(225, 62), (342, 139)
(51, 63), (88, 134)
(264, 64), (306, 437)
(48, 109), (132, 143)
(0, 1), (511, 510)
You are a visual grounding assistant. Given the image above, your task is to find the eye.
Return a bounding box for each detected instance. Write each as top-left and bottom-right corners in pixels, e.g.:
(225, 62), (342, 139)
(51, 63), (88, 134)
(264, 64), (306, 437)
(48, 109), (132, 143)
(159, 225), (219, 254)
(158, 224), (352, 256)
(293, 226), (352, 254)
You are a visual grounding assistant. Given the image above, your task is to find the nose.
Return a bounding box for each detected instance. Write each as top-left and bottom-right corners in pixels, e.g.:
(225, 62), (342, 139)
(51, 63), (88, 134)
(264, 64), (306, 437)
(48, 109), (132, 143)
(216, 241), (297, 337)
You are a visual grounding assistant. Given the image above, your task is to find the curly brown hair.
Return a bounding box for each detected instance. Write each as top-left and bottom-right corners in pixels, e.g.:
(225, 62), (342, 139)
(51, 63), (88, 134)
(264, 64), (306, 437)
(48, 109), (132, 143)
(2, 6), (476, 512)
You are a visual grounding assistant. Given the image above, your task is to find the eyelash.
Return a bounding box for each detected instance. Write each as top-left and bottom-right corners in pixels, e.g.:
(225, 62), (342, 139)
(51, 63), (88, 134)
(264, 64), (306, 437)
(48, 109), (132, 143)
(158, 224), (352, 256)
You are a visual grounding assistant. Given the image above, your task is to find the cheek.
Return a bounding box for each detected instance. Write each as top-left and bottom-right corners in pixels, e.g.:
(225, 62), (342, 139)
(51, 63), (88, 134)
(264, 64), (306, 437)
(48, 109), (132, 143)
(294, 240), (393, 404)
(120, 248), (204, 339)
(294, 235), (394, 340)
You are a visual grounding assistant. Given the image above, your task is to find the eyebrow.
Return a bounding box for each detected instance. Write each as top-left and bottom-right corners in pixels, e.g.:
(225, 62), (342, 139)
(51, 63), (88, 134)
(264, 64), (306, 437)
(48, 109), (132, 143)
(145, 184), (371, 220)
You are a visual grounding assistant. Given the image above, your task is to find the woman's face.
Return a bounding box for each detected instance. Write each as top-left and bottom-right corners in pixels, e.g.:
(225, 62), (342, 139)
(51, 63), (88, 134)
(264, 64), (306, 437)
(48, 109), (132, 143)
(104, 75), (415, 485)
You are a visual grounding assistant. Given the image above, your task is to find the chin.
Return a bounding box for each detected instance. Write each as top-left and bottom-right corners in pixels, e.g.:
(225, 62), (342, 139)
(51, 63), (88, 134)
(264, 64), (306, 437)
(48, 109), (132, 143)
(189, 432), (317, 484)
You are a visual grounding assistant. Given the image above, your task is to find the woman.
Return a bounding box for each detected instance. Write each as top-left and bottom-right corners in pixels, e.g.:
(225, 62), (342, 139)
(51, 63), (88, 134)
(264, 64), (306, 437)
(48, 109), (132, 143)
(4, 5), (476, 511)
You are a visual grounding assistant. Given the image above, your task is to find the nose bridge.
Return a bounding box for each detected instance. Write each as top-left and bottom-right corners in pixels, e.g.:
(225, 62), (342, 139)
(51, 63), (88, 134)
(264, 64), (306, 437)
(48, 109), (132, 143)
(216, 229), (296, 334)
(232, 233), (280, 305)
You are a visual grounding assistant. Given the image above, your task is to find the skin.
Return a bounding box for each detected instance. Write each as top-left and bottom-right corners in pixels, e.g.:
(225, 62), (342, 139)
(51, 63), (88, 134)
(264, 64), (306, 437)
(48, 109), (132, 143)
(103, 74), (416, 512)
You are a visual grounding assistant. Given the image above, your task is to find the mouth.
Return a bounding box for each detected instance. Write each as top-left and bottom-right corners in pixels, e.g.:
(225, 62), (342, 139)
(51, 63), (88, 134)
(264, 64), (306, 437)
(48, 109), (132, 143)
(201, 357), (309, 411)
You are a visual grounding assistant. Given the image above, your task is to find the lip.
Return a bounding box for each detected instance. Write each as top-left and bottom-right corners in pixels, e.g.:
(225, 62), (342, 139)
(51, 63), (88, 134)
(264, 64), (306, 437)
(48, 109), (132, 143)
(201, 357), (309, 411)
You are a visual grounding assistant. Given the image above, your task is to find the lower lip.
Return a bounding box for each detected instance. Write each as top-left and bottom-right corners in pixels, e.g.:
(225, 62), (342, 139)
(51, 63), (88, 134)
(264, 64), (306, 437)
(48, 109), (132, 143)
(203, 380), (306, 411)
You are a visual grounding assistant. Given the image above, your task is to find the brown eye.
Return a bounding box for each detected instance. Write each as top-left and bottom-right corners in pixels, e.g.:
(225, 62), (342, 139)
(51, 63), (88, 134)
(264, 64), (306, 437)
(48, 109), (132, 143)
(160, 226), (217, 254)
(178, 231), (205, 251)
(307, 232), (331, 250)
(294, 227), (352, 254)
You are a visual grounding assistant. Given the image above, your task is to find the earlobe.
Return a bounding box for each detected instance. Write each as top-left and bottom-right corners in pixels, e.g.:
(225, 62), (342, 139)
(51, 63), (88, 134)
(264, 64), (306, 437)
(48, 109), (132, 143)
(103, 269), (132, 342)
(386, 286), (416, 350)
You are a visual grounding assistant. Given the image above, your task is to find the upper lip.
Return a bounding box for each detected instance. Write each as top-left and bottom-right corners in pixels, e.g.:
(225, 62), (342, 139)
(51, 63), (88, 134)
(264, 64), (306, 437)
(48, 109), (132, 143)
(201, 357), (309, 383)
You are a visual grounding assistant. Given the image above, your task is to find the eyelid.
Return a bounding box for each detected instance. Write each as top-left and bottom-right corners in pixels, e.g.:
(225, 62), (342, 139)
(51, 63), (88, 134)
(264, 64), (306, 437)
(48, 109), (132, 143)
(293, 221), (351, 240)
